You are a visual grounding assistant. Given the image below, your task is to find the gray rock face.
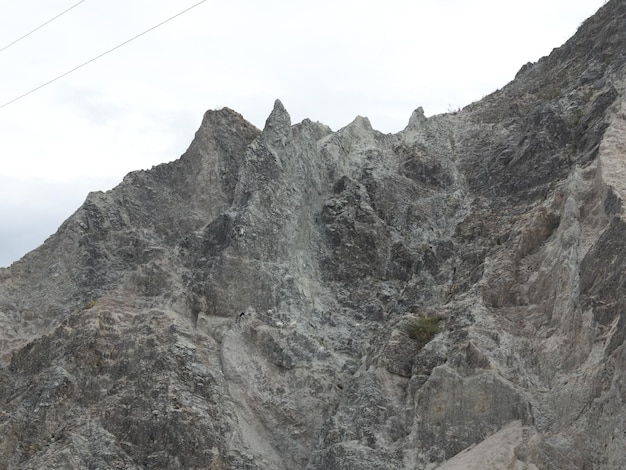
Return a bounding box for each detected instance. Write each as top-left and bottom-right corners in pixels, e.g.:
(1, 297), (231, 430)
(2, 1), (626, 468)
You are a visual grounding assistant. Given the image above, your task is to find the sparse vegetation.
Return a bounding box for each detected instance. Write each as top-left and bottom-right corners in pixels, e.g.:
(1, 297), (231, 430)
(84, 299), (96, 310)
(573, 106), (585, 126)
(407, 316), (442, 343)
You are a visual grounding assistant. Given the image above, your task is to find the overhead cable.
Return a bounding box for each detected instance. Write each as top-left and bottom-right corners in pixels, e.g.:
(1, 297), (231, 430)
(0, 0), (89, 54)
(0, 0), (208, 110)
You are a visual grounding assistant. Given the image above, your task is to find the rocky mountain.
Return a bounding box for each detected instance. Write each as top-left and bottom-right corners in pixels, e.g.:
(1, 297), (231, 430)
(1, 1), (626, 468)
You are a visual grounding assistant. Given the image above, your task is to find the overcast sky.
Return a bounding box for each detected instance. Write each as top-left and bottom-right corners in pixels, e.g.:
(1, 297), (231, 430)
(0, 0), (607, 267)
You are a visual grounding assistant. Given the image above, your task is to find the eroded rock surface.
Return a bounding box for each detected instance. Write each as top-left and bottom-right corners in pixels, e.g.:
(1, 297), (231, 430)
(2, 1), (626, 468)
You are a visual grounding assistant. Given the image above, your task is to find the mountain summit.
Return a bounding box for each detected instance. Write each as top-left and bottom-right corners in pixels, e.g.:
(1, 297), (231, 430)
(1, 1), (626, 468)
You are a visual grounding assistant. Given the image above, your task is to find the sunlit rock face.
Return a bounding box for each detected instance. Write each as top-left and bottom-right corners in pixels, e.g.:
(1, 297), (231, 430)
(1, 1), (626, 468)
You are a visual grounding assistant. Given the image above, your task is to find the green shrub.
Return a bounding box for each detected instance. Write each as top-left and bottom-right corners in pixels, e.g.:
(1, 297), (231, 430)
(84, 299), (96, 310)
(407, 316), (442, 343)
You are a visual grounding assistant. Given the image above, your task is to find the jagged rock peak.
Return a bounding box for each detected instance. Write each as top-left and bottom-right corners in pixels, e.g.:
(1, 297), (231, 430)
(199, 106), (257, 134)
(184, 105), (260, 165)
(348, 115), (372, 131)
(262, 98), (292, 143)
(406, 106), (427, 130)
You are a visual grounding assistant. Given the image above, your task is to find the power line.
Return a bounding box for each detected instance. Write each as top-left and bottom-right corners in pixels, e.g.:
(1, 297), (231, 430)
(0, 0), (89, 54)
(0, 0), (208, 110)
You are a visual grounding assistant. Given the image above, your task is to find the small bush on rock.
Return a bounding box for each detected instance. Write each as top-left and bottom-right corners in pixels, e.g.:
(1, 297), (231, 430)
(407, 316), (442, 343)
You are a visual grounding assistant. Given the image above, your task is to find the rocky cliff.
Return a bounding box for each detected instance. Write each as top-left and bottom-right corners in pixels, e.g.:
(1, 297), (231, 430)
(1, 1), (626, 468)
